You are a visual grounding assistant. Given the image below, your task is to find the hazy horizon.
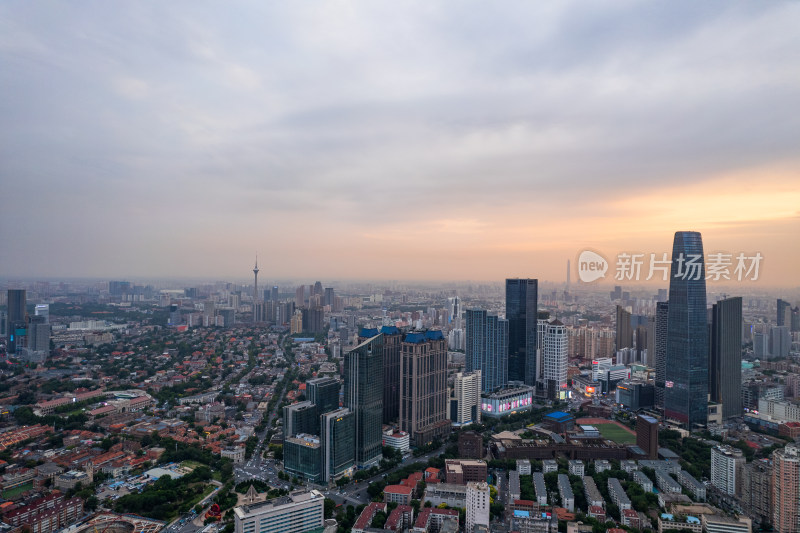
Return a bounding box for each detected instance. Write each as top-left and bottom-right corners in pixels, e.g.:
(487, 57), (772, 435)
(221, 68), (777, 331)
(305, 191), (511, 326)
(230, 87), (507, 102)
(2, 2), (799, 285)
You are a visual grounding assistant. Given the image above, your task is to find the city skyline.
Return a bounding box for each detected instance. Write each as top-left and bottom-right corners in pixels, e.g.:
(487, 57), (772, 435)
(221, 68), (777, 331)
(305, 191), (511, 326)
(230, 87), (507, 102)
(1, 2), (800, 285)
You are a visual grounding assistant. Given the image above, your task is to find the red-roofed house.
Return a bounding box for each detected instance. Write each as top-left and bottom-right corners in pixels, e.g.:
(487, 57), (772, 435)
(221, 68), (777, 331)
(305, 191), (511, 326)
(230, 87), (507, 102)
(621, 508), (640, 528)
(353, 502), (386, 533)
(780, 422), (800, 440)
(414, 508), (459, 532)
(385, 505), (414, 531)
(384, 484), (413, 506)
(588, 505), (606, 522)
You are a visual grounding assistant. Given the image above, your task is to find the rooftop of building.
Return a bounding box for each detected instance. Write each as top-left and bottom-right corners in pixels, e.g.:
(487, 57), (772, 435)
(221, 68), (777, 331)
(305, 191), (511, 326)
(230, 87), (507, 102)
(353, 502), (387, 530)
(404, 330), (445, 343)
(544, 411), (573, 421)
(236, 490), (322, 517)
(384, 484), (413, 495)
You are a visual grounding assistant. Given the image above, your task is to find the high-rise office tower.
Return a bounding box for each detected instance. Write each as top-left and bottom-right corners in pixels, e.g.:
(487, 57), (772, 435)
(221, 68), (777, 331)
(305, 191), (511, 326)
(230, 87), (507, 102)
(380, 326), (402, 424)
(27, 315), (50, 354)
(634, 324), (647, 363)
(448, 296), (462, 329)
(664, 231), (708, 428)
(646, 315), (656, 368)
(778, 298), (791, 327)
(358, 326), (402, 423)
(506, 279), (538, 386)
(450, 370), (482, 426)
(399, 331), (450, 447)
(6, 289), (26, 354)
(295, 286), (305, 308)
(710, 297), (743, 420)
(769, 326), (791, 359)
(7, 289), (26, 329)
(108, 280), (131, 296)
(34, 304), (49, 322)
(324, 288), (334, 307)
(270, 286), (279, 301)
(313, 281), (323, 296)
(252, 257), (260, 323)
(542, 320), (568, 398)
(320, 408), (355, 482)
(306, 377), (340, 416)
(283, 401), (317, 438)
(615, 305), (633, 350)
(773, 445), (800, 533)
(465, 309), (508, 393)
(344, 334), (384, 468)
(283, 434), (322, 482)
(301, 307), (324, 334)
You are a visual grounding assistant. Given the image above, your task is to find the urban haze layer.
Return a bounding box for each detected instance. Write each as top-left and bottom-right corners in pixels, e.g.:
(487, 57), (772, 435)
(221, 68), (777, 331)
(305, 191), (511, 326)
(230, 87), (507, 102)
(1, 234), (798, 533)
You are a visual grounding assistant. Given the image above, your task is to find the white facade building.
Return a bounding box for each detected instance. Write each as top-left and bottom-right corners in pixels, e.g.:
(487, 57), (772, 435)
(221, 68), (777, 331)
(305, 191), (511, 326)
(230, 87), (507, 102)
(711, 445), (745, 496)
(234, 490), (324, 533)
(466, 481), (490, 532)
(451, 370), (481, 426)
(543, 320), (568, 394)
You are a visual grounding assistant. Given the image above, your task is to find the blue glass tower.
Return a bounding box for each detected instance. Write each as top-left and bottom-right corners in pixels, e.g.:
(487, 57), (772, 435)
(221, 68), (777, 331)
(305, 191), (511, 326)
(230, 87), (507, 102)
(664, 231), (708, 427)
(506, 279), (538, 386)
(465, 309), (509, 393)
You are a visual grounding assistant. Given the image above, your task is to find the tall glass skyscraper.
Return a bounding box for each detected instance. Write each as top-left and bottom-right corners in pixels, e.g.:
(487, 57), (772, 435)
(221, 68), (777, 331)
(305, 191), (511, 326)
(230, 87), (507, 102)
(664, 231), (708, 427)
(465, 309), (508, 393)
(358, 326), (402, 424)
(653, 301), (669, 409)
(344, 333), (384, 468)
(505, 279), (538, 386)
(320, 408), (355, 482)
(710, 297), (743, 420)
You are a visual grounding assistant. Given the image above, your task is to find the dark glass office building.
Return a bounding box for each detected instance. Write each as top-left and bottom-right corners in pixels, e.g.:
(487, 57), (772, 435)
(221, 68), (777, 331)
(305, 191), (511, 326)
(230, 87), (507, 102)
(710, 297), (743, 420)
(321, 408), (355, 482)
(664, 231), (708, 428)
(283, 434), (322, 483)
(777, 298), (791, 327)
(282, 401), (317, 437)
(358, 326), (402, 424)
(344, 333), (384, 468)
(465, 309), (508, 393)
(505, 279), (538, 386)
(6, 289), (26, 355)
(307, 377), (340, 418)
(654, 301), (669, 409)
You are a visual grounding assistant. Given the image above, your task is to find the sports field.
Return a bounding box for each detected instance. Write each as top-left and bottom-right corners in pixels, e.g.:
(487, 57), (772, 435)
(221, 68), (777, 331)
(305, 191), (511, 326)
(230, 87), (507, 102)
(595, 423), (636, 444)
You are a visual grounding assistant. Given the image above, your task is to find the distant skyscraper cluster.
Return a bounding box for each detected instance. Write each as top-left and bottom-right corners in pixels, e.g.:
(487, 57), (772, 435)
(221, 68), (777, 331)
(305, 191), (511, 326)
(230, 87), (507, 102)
(3, 289), (50, 363)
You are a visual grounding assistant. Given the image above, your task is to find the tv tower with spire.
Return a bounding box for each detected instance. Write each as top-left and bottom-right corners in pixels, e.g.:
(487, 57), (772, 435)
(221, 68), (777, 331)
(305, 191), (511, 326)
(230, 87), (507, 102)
(253, 255), (260, 323)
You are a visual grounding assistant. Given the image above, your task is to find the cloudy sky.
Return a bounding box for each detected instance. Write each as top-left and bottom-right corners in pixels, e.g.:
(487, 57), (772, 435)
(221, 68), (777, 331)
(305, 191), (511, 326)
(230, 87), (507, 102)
(2, 1), (799, 285)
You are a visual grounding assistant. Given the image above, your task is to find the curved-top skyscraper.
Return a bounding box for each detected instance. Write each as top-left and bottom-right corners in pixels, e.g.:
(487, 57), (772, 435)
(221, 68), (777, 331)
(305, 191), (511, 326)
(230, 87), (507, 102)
(664, 231), (708, 428)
